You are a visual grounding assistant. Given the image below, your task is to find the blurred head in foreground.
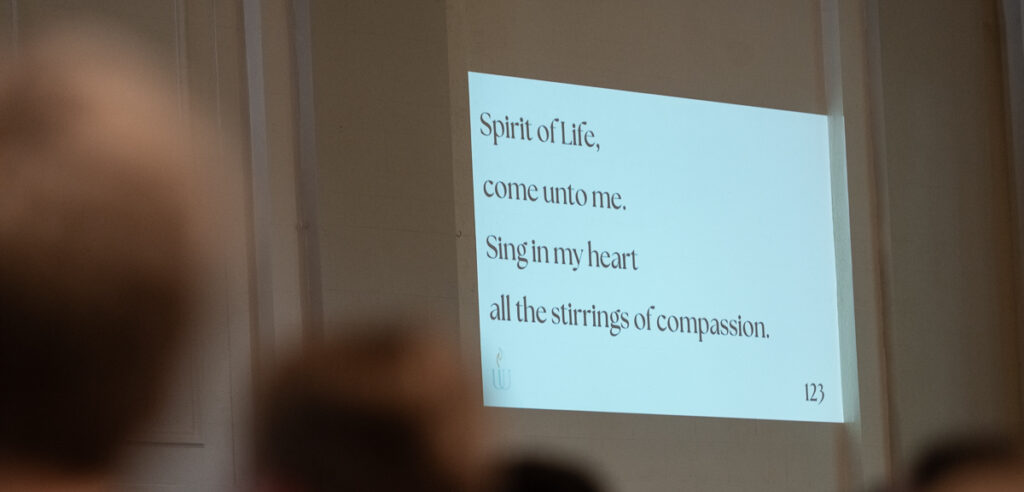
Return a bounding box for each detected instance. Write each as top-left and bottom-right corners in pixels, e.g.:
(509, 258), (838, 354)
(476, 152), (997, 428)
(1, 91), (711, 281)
(909, 436), (1024, 492)
(493, 456), (604, 492)
(255, 322), (485, 492)
(0, 30), (205, 488)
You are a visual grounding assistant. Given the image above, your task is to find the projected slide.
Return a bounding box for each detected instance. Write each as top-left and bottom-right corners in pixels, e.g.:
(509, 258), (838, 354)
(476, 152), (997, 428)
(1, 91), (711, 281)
(469, 72), (843, 423)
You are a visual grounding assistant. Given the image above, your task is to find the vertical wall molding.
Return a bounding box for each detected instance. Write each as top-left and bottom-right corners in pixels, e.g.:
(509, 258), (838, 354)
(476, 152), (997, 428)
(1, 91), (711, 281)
(822, 0), (893, 487)
(9, 0), (18, 52)
(291, 0), (324, 346)
(1000, 0), (1024, 426)
(242, 0), (277, 370)
(172, 0), (189, 117)
(862, 0), (896, 476)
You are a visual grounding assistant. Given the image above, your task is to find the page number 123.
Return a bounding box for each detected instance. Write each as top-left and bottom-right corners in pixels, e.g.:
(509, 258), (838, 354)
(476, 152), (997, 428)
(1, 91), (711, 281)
(804, 383), (825, 404)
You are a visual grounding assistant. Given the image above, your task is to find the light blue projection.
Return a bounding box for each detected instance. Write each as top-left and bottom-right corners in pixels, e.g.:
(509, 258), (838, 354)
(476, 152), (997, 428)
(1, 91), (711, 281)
(469, 71), (844, 423)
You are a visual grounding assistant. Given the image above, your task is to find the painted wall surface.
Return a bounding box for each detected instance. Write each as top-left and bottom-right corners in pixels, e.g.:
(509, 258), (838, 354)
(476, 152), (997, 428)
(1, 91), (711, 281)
(309, 0), (461, 337)
(875, 0), (1021, 470)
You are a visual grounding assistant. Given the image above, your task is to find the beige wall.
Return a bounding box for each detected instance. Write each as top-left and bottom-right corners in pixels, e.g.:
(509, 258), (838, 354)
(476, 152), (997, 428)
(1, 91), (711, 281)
(309, 0), (461, 333)
(875, 0), (1022, 470)
(453, 0), (827, 114)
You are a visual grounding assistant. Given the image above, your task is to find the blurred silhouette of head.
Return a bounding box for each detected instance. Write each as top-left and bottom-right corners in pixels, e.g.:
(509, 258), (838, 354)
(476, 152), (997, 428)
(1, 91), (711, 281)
(255, 321), (485, 492)
(0, 29), (204, 480)
(909, 436), (1024, 492)
(493, 456), (604, 492)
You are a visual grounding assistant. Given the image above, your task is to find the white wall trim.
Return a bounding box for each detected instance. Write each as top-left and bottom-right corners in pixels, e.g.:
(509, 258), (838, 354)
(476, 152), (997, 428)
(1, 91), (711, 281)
(242, 0), (277, 369)
(291, 0), (325, 345)
(821, 0), (893, 487)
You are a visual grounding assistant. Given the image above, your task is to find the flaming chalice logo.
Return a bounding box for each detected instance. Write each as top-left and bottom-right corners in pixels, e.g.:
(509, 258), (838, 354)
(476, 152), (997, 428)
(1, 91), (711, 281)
(491, 348), (511, 390)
